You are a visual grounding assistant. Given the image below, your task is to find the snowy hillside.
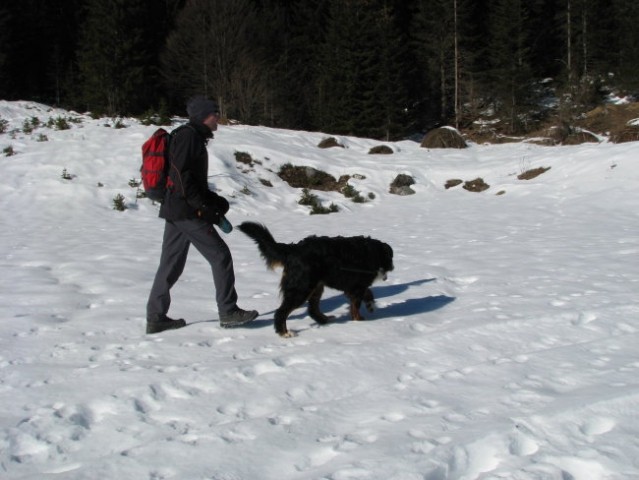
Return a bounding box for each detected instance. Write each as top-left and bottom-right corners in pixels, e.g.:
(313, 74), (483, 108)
(1, 100), (638, 480)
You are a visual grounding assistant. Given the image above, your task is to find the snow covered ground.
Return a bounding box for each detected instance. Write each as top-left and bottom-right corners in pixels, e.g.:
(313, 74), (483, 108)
(1, 100), (638, 479)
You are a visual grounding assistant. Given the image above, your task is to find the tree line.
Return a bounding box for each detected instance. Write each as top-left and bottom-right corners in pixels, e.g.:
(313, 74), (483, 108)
(2, 0), (638, 140)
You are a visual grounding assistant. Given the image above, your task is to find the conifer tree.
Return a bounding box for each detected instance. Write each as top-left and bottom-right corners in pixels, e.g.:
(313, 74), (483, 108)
(318, 0), (411, 139)
(412, 0), (457, 125)
(77, 0), (150, 115)
(268, 0), (329, 130)
(486, 0), (533, 133)
(612, 0), (639, 91)
(162, 0), (267, 122)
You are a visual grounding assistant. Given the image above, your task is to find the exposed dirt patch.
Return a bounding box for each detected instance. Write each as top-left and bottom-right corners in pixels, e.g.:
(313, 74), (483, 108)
(445, 179), (463, 189)
(518, 166), (551, 180)
(463, 178), (490, 192)
(278, 164), (350, 191)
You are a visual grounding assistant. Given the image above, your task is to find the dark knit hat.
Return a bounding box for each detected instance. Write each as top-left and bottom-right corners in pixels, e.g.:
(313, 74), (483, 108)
(186, 95), (220, 122)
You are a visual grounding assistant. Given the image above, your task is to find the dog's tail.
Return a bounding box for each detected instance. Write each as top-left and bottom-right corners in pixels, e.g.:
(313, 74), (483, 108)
(238, 222), (288, 270)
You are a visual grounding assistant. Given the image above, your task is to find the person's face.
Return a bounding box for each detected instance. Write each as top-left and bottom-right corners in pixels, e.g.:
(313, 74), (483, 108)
(203, 112), (220, 131)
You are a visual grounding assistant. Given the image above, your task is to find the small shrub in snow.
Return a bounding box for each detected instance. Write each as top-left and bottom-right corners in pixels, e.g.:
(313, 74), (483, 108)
(113, 118), (126, 129)
(113, 194), (127, 211)
(139, 104), (172, 126)
(3, 146), (15, 156)
(298, 188), (339, 215)
(342, 184), (367, 203)
(311, 202), (339, 215)
(299, 188), (320, 207)
(48, 116), (71, 130)
(22, 117), (40, 134)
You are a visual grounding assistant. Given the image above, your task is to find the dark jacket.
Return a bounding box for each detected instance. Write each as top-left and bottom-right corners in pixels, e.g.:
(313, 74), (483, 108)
(159, 121), (229, 221)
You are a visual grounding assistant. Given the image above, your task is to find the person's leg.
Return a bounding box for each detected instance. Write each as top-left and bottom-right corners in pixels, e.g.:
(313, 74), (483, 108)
(178, 219), (257, 326)
(177, 219), (238, 314)
(147, 220), (190, 322)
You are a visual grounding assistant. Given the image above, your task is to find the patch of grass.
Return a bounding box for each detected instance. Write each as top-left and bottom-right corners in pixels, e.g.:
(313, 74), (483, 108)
(518, 166), (551, 180)
(234, 151), (254, 165)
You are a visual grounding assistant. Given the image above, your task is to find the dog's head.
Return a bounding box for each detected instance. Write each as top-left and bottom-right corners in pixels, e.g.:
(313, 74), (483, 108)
(376, 241), (394, 280)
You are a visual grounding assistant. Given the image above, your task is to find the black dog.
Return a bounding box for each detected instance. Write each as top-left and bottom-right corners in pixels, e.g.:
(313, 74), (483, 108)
(238, 222), (394, 337)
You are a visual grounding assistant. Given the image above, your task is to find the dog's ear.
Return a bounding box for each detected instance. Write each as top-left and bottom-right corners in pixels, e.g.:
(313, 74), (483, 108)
(381, 243), (394, 271)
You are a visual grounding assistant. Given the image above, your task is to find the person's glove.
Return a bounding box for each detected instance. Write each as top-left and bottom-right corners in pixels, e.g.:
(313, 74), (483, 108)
(206, 192), (230, 215)
(197, 204), (221, 225)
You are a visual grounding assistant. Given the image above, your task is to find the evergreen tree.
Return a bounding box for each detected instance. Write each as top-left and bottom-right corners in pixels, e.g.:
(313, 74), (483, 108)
(77, 0), (151, 115)
(0, 0), (84, 105)
(412, 0), (458, 126)
(162, 0), (267, 122)
(368, 1), (414, 140)
(612, 0), (639, 92)
(267, 0), (329, 130)
(318, 0), (411, 139)
(486, 0), (533, 133)
(0, 5), (11, 98)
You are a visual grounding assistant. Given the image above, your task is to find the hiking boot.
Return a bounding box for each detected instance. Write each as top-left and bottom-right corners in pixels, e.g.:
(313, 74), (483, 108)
(146, 315), (187, 334)
(220, 308), (258, 328)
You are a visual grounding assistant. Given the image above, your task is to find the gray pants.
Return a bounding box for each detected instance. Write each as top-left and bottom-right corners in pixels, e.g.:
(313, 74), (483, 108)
(147, 219), (238, 320)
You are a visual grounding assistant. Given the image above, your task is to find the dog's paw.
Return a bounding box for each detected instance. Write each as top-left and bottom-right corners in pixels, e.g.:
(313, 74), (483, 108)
(279, 330), (297, 338)
(365, 301), (375, 313)
(314, 315), (335, 325)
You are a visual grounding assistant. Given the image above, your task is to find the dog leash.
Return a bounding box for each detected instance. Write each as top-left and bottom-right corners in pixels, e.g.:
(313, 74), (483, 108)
(340, 266), (385, 276)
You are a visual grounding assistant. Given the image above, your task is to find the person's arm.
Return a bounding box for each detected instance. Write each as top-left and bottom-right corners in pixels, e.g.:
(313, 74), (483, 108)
(169, 127), (208, 211)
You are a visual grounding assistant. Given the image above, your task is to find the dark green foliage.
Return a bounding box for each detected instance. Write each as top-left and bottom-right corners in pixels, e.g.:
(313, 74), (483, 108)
(297, 188), (339, 214)
(112, 193), (127, 211)
(1, 0), (639, 137)
(317, 0), (413, 140)
(78, 0), (150, 115)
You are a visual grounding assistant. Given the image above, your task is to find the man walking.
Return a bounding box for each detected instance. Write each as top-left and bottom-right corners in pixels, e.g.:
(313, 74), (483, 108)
(146, 96), (258, 334)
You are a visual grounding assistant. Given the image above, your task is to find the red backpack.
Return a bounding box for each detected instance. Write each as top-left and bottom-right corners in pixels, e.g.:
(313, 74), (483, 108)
(140, 128), (173, 202)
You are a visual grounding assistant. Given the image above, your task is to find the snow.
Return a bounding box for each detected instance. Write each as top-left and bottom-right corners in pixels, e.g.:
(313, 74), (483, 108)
(1, 99), (638, 480)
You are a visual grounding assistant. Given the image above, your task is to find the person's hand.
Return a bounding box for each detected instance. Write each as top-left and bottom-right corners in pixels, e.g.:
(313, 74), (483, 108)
(197, 204), (221, 225)
(207, 192), (230, 215)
